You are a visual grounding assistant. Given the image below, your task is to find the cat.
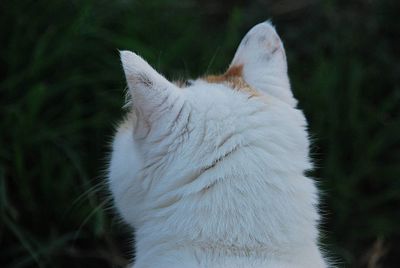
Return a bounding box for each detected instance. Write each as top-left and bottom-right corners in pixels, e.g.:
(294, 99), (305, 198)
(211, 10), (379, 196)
(108, 21), (328, 267)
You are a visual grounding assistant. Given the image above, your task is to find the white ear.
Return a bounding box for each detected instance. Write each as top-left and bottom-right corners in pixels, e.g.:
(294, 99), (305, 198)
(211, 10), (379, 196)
(120, 51), (181, 120)
(230, 21), (297, 106)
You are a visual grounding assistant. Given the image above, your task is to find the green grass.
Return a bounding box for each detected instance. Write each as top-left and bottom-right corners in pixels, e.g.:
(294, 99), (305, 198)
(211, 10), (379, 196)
(1, 0), (399, 267)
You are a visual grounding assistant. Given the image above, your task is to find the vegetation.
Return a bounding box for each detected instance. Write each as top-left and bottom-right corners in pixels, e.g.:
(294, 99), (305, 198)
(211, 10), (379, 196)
(1, 0), (399, 267)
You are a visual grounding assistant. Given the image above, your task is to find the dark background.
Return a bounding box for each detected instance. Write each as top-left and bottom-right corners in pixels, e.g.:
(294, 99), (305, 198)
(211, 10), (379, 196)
(1, 0), (399, 267)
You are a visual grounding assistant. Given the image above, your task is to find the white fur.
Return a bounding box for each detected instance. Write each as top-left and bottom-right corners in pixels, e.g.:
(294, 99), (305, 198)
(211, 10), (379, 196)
(108, 22), (327, 267)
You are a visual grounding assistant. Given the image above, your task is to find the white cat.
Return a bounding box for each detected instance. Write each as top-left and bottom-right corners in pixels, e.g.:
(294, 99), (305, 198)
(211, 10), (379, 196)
(108, 21), (328, 267)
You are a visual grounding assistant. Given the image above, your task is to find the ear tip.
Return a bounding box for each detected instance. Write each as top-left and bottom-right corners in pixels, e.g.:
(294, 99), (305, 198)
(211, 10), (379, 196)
(263, 19), (274, 27)
(254, 20), (277, 33)
(119, 49), (134, 55)
(119, 50), (148, 76)
(120, 50), (138, 63)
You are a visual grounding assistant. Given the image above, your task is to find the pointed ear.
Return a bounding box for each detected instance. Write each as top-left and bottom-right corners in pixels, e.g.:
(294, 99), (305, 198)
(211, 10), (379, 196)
(120, 51), (181, 121)
(229, 21), (297, 106)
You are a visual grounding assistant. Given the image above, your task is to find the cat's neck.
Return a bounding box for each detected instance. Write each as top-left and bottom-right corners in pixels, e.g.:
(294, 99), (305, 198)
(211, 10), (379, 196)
(132, 167), (322, 265)
(132, 219), (325, 267)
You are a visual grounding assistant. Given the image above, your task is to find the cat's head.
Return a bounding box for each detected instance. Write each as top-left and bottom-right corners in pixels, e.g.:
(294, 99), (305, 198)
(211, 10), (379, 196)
(109, 22), (310, 228)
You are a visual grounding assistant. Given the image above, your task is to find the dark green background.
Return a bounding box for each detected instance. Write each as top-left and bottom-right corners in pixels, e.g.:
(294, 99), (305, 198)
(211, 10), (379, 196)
(1, 0), (399, 267)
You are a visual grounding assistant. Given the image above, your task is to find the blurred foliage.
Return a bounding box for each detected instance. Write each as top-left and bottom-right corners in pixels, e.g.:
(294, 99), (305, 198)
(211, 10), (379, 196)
(0, 0), (399, 267)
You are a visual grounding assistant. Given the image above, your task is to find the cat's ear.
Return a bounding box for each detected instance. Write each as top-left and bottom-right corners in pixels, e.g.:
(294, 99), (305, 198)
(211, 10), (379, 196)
(229, 21), (296, 106)
(120, 51), (181, 122)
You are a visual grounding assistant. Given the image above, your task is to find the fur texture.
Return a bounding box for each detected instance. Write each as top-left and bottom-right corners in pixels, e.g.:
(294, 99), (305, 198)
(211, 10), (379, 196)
(108, 21), (327, 267)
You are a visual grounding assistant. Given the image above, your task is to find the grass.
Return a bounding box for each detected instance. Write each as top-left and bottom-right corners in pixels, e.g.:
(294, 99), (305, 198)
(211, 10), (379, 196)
(1, 0), (399, 267)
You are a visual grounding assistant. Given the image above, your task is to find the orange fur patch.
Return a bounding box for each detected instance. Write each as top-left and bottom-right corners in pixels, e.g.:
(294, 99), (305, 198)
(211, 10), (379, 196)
(204, 65), (243, 83)
(203, 65), (259, 97)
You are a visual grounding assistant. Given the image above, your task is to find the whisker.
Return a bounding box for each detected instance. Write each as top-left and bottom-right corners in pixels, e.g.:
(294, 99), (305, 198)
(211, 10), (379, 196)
(63, 182), (106, 218)
(73, 197), (112, 242)
(205, 46), (220, 75)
